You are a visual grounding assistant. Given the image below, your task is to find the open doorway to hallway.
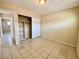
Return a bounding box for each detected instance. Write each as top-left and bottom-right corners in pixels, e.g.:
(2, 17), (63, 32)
(1, 18), (13, 46)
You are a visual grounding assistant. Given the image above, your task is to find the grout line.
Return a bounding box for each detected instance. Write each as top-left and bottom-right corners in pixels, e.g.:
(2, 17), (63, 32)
(21, 39), (45, 59)
(8, 45), (14, 59)
(45, 43), (58, 59)
(25, 38), (56, 59)
(13, 45), (25, 59)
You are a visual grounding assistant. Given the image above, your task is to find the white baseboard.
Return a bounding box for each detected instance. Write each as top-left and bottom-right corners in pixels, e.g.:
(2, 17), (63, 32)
(42, 36), (77, 48)
(77, 48), (79, 57)
(32, 36), (41, 39)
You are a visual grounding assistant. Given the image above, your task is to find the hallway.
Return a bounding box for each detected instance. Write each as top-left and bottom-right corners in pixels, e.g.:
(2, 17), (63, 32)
(0, 37), (78, 59)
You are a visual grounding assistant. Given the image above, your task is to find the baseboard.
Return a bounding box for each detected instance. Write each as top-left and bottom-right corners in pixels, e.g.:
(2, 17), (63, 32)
(32, 36), (41, 39)
(77, 48), (79, 58)
(42, 36), (77, 48)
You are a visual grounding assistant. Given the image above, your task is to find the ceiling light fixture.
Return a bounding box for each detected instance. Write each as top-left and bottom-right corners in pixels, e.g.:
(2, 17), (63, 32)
(39, 0), (46, 5)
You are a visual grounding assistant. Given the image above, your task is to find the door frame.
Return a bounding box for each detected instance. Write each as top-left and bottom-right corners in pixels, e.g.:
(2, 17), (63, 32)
(0, 14), (14, 43)
(0, 17), (3, 40)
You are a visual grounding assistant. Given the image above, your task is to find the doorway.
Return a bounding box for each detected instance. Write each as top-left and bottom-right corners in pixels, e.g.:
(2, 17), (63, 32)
(18, 15), (31, 42)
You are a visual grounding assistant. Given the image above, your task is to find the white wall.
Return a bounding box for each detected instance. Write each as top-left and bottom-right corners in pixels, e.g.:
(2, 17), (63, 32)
(42, 7), (79, 47)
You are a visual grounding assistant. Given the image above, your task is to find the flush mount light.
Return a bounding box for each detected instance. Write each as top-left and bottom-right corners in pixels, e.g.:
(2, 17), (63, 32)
(39, 0), (46, 5)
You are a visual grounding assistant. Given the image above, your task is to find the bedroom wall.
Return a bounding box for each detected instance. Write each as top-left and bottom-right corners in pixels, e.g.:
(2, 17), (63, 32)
(41, 7), (79, 47)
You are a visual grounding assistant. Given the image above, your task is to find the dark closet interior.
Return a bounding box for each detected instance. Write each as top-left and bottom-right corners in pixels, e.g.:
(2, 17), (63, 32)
(18, 15), (32, 41)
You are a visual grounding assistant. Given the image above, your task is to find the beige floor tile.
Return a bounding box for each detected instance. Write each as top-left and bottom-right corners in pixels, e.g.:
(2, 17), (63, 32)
(0, 55), (2, 59)
(47, 55), (57, 59)
(4, 55), (13, 59)
(51, 44), (61, 57)
(58, 55), (66, 59)
(59, 47), (68, 58)
(26, 55), (34, 59)
(1, 37), (79, 59)
(37, 47), (45, 53)
(67, 47), (78, 59)
(41, 51), (49, 58)
(31, 51), (44, 59)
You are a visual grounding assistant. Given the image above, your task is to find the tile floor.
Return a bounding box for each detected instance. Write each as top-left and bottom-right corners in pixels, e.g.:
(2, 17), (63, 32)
(0, 37), (79, 59)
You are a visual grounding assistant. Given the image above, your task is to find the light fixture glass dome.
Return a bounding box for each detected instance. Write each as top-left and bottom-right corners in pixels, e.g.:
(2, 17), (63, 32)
(39, 0), (46, 5)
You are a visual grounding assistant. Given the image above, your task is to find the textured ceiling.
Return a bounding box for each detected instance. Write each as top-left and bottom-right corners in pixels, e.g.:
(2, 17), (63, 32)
(0, 0), (79, 15)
